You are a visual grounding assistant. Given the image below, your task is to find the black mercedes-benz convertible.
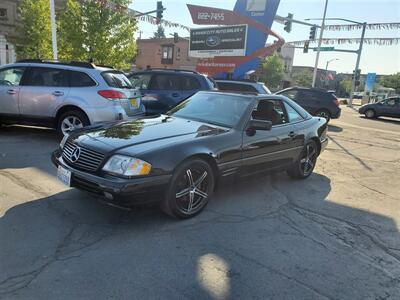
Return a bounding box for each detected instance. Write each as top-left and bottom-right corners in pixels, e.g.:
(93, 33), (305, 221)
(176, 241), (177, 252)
(52, 91), (328, 218)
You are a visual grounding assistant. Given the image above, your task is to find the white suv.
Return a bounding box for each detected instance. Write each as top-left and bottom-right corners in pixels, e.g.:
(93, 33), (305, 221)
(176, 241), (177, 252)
(0, 60), (144, 135)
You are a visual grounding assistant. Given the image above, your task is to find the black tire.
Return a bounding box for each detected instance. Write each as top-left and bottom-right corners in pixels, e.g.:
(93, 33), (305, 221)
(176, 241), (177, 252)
(287, 140), (318, 179)
(315, 109), (331, 122)
(161, 159), (215, 219)
(57, 110), (90, 136)
(364, 109), (376, 119)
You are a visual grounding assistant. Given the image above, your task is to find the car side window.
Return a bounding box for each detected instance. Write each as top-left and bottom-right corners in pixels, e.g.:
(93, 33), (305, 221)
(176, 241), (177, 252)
(252, 99), (288, 125)
(67, 71), (96, 87)
(149, 74), (180, 90)
(299, 91), (319, 101)
(284, 102), (304, 123)
(129, 73), (152, 89)
(280, 89), (298, 100)
(181, 76), (201, 90)
(0, 67), (26, 86)
(26, 67), (68, 87)
(386, 98), (396, 106)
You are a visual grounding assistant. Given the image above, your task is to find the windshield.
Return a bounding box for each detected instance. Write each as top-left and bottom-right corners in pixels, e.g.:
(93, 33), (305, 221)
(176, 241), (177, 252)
(168, 92), (252, 128)
(102, 71), (133, 89)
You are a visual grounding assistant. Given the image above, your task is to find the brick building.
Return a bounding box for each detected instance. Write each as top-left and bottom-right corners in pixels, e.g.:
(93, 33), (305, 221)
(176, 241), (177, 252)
(135, 38), (198, 71)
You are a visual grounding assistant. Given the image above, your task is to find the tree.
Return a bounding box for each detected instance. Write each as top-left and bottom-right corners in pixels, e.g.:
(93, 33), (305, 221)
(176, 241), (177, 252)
(59, 0), (137, 70)
(14, 0), (53, 59)
(152, 25), (166, 39)
(379, 73), (400, 93)
(259, 53), (284, 89)
(340, 79), (352, 95)
(292, 70), (313, 87)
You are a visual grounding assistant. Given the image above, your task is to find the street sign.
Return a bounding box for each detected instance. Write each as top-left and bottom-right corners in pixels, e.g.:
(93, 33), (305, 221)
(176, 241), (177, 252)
(313, 47), (335, 52)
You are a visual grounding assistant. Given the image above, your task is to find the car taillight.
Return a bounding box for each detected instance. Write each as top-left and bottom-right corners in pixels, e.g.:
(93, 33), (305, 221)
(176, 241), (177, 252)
(98, 90), (125, 100)
(331, 95), (340, 106)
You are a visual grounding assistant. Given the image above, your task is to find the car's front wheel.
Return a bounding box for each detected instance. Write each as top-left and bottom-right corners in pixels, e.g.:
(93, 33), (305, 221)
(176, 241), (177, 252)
(364, 109), (376, 119)
(162, 159), (215, 219)
(287, 140), (318, 179)
(57, 110), (90, 136)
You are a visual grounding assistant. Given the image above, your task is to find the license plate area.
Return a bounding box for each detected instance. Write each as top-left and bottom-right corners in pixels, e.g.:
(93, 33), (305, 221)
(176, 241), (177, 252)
(130, 98), (138, 108)
(57, 165), (72, 187)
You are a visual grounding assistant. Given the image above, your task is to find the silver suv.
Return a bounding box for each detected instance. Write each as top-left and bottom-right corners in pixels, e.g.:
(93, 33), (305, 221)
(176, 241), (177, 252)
(0, 60), (144, 136)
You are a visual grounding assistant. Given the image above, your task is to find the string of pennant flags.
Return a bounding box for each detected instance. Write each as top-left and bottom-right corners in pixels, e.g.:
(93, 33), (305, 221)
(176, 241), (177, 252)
(324, 22), (400, 31)
(135, 11), (190, 31)
(288, 38), (400, 46)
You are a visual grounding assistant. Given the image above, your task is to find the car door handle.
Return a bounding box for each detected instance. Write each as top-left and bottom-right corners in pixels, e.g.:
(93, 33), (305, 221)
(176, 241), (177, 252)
(7, 89), (17, 95)
(52, 91), (64, 96)
(288, 131), (296, 138)
(171, 93), (180, 97)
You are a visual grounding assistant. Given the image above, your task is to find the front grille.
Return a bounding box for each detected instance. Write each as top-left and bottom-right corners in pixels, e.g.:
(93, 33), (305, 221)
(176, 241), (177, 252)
(62, 140), (105, 172)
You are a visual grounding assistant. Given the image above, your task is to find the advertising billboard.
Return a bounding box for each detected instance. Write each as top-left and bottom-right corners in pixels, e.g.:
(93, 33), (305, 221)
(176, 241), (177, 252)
(189, 25), (248, 58)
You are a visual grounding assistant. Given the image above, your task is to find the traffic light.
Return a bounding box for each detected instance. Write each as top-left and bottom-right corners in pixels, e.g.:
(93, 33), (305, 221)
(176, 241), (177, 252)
(156, 1), (164, 20)
(309, 26), (317, 41)
(355, 69), (361, 81)
(303, 41), (309, 53)
(284, 13), (293, 33)
(173, 32), (179, 43)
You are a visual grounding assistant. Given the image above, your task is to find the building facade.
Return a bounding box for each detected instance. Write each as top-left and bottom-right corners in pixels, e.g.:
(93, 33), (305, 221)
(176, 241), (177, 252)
(135, 38), (198, 71)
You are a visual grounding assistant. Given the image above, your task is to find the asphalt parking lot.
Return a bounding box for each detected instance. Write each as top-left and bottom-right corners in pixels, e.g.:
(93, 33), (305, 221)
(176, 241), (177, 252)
(1, 107), (399, 299)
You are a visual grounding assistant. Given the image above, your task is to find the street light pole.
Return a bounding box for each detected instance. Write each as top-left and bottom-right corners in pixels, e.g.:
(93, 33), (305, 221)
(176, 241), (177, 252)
(325, 58), (339, 71)
(49, 0), (58, 60)
(312, 0), (329, 88)
(349, 22), (367, 108)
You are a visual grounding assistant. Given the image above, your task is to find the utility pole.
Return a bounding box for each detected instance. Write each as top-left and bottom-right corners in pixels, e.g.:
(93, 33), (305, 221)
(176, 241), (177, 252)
(312, 0), (329, 88)
(49, 0), (58, 60)
(349, 22), (367, 107)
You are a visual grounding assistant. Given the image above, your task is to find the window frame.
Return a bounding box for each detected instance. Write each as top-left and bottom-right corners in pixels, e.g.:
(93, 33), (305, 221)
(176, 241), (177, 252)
(161, 45), (174, 65)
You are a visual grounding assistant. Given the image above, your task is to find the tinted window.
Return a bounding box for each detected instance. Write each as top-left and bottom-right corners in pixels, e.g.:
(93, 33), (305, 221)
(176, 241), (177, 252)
(299, 90), (319, 101)
(149, 74), (180, 90)
(168, 93), (251, 128)
(279, 89), (298, 100)
(284, 102), (304, 123)
(26, 67), (68, 87)
(386, 98), (396, 106)
(102, 71), (132, 88)
(252, 99), (288, 125)
(181, 76), (201, 90)
(129, 73), (152, 89)
(0, 67), (25, 86)
(68, 71), (96, 87)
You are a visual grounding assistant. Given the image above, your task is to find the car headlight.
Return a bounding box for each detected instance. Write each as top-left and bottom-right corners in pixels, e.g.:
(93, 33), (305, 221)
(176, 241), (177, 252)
(102, 155), (152, 177)
(60, 134), (69, 149)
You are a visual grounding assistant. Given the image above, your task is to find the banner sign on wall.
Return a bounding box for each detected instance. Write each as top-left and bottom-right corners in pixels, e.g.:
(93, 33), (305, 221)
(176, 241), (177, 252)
(189, 25), (247, 58)
(365, 73), (377, 92)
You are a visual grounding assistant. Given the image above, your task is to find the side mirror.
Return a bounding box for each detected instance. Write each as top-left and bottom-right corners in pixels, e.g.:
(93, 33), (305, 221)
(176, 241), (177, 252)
(247, 119), (272, 132)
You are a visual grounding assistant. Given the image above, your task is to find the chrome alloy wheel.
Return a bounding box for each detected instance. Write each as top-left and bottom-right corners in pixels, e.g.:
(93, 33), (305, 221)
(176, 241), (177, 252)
(175, 168), (209, 214)
(61, 116), (83, 135)
(300, 144), (317, 176)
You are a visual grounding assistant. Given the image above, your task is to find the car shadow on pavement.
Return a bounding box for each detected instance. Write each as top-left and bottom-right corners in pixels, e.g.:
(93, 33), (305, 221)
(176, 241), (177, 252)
(327, 124), (343, 132)
(1, 171), (399, 299)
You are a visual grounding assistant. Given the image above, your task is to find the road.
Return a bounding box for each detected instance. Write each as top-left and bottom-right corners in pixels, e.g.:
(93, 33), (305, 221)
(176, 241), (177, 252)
(1, 107), (399, 299)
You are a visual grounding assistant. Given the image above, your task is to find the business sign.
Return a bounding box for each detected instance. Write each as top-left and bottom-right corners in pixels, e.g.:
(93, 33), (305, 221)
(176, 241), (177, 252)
(365, 72), (377, 92)
(189, 25), (247, 58)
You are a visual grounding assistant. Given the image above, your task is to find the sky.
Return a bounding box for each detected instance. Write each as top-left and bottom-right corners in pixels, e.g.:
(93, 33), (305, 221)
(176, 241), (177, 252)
(130, 0), (400, 75)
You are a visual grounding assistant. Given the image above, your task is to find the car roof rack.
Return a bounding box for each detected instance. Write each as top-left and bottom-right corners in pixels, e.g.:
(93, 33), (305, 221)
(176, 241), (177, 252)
(15, 59), (107, 69)
(208, 90), (258, 96)
(142, 68), (200, 74)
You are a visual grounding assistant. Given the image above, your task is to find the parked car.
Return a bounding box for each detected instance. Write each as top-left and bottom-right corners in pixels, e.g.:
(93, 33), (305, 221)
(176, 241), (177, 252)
(126, 69), (214, 115)
(276, 87), (341, 122)
(52, 91), (328, 219)
(0, 60), (144, 136)
(215, 79), (271, 94)
(358, 97), (400, 119)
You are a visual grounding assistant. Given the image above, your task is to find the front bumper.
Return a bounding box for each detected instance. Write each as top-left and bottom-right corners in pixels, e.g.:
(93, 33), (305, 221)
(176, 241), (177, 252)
(52, 150), (171, 207)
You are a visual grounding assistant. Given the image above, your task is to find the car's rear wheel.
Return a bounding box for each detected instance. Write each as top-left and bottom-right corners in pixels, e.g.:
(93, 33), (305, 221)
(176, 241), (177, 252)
(365, 109), (376, 119)
(58, 110), (90, 136)
(287, 140), (318, 179)
(162, 159), (215, 219)
(315, 109), (331, 122)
